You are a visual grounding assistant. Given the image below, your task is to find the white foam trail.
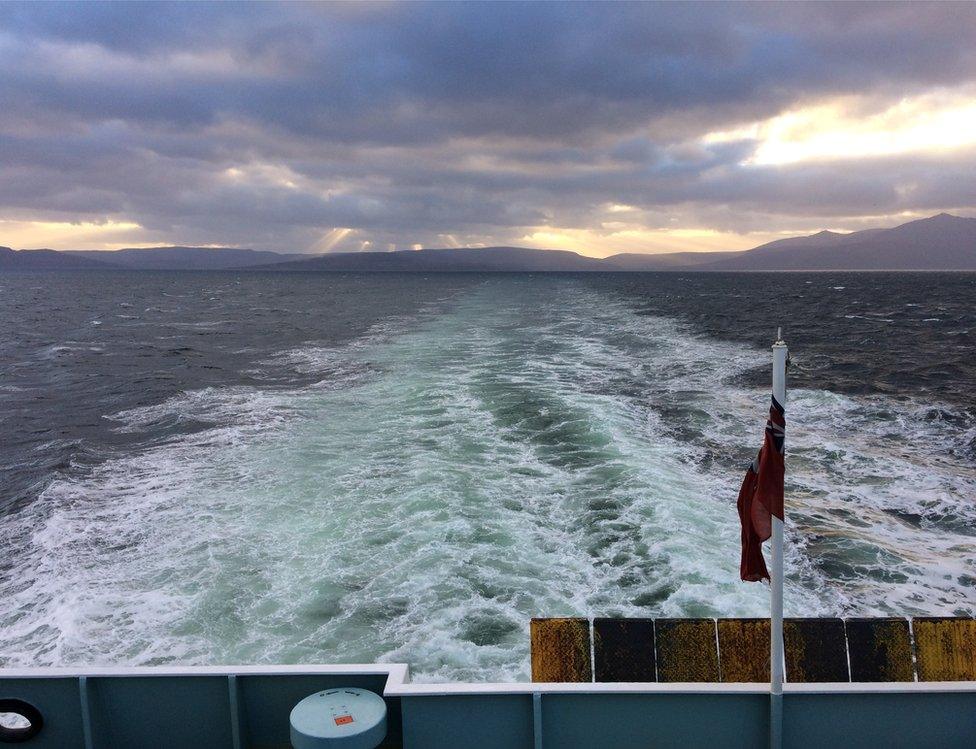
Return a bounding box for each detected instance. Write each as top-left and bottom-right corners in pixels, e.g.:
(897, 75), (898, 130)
(0, 277), (972, 681)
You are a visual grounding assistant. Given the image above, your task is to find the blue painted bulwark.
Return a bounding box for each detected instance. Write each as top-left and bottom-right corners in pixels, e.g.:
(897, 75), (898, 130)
(0, 678), (84, 748)
(1, 666), (975, 749)
(401, 694), (533, 749)
(542, 692), (766, 749)
(0, 670), (401, 749)
(784, 691), (976, 749)
(3, 616), (976, 749)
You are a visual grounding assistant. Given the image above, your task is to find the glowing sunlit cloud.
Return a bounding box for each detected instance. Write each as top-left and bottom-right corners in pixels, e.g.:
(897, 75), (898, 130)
(704, 88), (976, 165)
(0, 219), (144, 249)
(518, 226), (775, 257)
(222, 163), (302, 189)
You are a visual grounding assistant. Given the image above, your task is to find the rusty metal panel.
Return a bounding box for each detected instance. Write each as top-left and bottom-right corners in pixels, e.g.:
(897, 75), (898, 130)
(783, 618), (849, 683)
(530, 617), (592, 683)
(593, 618), (656, 682)
(845, 618), (914, 682)
(913, 617), (976, 681)
(717, 618), (770, 683)
(654, 619), (719, 682)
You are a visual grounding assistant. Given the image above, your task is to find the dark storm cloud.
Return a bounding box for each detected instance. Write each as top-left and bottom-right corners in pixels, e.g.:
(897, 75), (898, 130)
(1, 1), (975, 251)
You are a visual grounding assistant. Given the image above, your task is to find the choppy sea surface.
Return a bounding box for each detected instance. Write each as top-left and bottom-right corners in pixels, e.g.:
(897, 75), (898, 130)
(1, 271), (974, 681)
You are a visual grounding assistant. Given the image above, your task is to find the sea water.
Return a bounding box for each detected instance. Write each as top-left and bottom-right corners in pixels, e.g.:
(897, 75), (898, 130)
(0, 271), (973, 680)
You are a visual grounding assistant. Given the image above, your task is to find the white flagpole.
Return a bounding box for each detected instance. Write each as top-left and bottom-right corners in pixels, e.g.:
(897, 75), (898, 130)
(770, 328), (787, 749)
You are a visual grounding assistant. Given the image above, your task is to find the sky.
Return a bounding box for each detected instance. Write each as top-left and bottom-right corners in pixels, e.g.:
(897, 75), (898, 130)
(1, 1), (975, 257)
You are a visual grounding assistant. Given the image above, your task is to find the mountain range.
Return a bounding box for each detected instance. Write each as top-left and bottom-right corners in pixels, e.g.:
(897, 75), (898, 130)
(2, 213), (974, 272)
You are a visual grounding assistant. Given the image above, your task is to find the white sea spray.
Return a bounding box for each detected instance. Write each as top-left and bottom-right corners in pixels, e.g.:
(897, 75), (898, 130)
(0, 277), (973, 681)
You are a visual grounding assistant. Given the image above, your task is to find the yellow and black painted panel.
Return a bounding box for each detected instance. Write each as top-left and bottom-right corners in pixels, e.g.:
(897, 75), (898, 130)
(717, 618), (770, 682)
(783, 618), (849, 682)
(655, 618), (719, 682)
(593, 618), (656, 682)
(845, 618), (914, 682)
(530, 617), (592, 682)
(913, 617), (976, 681)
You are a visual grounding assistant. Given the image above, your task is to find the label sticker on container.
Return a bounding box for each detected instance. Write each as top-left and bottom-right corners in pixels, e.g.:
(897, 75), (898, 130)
(334, 715), (354, 726)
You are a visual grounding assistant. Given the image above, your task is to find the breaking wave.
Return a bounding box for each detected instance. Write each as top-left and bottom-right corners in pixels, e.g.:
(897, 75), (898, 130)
(1, 276), (973, 681)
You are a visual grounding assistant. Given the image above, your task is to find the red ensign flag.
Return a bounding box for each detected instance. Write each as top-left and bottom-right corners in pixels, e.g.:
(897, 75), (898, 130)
(737, 395), (785, 582)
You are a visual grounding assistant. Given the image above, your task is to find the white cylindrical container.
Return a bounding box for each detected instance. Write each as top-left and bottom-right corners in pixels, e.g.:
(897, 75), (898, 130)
(290, 688), (387, 749)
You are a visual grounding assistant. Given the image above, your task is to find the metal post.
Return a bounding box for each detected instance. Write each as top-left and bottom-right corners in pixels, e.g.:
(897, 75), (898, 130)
(533, 692), (543, 749)
(227, 674), (243, 749)
(770, 330), (788, 749)
(79, 675), (95, 749)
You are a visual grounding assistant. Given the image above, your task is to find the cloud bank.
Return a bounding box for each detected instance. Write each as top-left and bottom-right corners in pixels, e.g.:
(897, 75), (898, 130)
(1, 1), (975, 254)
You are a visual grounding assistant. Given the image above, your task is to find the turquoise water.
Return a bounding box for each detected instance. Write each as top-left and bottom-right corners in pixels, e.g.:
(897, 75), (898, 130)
(1, 274), (974, 680)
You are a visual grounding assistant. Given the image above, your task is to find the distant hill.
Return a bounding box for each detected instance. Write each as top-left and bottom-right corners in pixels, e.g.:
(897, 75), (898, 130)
(3, 213), (974, 272)
(258, 246), (607, 272)
(604, 250), (738, 270)
(72, 246), (313, 270)
(258, 213), (976, 272)
(708, 213), (976, 270)
(0, 246), (113, 270)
